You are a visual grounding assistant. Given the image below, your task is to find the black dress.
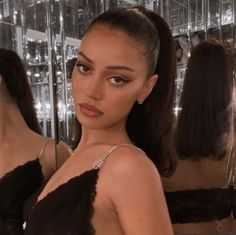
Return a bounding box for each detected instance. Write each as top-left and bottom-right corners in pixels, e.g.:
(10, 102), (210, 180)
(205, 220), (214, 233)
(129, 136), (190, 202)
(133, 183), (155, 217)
(24, 168), (99, 235)
(0, 159), (43, 235)
(24, 143), (138, 235)
(165, 187), (236, 224)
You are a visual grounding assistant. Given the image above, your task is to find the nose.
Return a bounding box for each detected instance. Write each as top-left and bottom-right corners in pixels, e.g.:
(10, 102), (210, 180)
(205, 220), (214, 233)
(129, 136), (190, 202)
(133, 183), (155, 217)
(85, 76), (103, 100)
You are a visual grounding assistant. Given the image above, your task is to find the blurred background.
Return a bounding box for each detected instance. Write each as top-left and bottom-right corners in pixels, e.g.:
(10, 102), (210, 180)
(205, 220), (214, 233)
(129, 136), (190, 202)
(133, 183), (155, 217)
(0, 0), (235, 148)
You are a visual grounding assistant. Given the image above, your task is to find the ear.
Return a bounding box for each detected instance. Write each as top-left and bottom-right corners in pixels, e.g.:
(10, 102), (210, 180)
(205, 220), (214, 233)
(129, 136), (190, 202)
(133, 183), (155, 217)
(137, 74), (158, 103)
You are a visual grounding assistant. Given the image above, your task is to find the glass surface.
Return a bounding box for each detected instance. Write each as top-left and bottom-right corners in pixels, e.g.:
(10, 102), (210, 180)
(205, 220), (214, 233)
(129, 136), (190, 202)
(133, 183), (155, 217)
(0, 0), (235, 144)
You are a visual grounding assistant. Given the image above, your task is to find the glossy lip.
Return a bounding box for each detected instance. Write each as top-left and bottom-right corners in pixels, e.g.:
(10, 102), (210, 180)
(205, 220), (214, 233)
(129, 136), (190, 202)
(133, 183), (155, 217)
(79, 103), (104, 118)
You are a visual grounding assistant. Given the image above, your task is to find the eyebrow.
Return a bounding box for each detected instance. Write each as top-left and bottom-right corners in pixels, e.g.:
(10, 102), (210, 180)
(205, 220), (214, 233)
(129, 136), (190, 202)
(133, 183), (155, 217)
(78, 51), (135, 72)
(106, 65), (135, 72)
(78, 52), (94, 64)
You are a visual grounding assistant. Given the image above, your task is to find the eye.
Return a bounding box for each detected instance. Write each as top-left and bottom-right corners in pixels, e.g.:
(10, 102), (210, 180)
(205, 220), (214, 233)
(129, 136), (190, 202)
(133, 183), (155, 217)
(76, 63), (91, 74)
(109, 76), (129, 86)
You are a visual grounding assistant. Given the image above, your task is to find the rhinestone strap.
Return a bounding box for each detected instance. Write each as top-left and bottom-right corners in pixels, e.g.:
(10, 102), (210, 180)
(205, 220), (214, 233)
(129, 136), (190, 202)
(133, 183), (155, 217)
(93, 143), (144, 170)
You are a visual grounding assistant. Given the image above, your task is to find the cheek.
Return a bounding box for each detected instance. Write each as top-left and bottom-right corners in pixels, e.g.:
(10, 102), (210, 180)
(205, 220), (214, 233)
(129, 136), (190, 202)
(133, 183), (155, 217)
(71, 76), (83, 102)
(108, 89), (139, 112)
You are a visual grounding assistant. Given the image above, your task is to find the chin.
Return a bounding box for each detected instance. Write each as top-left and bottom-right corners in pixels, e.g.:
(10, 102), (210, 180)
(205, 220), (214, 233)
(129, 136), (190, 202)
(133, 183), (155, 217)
(78, 118), (104, 129)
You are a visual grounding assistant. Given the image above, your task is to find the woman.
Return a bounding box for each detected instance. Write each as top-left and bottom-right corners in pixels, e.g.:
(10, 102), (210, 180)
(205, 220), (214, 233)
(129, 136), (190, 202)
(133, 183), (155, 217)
(0, 48), (71, 235)
(162, 41), (236, 234)
(25, 5), (176, 235)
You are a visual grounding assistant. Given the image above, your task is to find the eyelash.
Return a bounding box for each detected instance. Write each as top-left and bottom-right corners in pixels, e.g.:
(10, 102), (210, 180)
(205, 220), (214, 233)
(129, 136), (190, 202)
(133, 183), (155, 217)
(76, 63), (91, 74)
(108, 76), (130, 86)
(75, 62), (130, 86)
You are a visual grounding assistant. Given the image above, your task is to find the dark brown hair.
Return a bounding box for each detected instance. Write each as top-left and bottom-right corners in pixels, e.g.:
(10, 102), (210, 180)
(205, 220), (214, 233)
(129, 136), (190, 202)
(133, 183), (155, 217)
(0, 48), (42, 134)
(176, 41), (233, 159)
(76, 6), (176, 176)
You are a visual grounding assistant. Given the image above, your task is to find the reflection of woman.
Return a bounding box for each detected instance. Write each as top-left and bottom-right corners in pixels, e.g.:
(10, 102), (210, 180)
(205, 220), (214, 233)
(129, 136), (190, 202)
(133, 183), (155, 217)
(162, 41), (235, 234)
(0, 48), (71, 235)
(25, 6), (176, 235)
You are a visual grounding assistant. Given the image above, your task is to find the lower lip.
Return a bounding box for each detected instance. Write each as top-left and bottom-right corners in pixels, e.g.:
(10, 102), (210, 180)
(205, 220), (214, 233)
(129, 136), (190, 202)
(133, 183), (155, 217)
(79, 105), (103, 118)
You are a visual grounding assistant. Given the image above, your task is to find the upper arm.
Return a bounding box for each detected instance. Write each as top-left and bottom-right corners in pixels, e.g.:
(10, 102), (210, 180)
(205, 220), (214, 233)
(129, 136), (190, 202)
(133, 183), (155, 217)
(40, 139), (72, 180)
(106, 149), (173, 235)
(56, 140), (72, 168)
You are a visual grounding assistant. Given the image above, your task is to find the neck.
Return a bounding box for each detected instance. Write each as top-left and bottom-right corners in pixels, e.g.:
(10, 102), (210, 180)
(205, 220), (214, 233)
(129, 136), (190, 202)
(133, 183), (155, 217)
(0, 101), (31, 143)
(77, 121), (132, 150)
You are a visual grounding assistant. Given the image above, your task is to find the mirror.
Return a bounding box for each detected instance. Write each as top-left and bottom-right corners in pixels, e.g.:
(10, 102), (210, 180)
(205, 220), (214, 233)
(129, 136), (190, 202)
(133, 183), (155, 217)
(0, 0), (236, 234)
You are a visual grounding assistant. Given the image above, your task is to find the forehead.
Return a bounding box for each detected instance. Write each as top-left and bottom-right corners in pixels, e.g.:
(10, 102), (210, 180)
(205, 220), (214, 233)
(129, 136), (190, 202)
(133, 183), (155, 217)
(80, 24), (146, 66)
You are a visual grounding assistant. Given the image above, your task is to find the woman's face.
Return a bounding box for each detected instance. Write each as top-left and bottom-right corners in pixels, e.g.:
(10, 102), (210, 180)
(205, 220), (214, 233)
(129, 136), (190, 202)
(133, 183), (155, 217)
(72, 24), (157, 130)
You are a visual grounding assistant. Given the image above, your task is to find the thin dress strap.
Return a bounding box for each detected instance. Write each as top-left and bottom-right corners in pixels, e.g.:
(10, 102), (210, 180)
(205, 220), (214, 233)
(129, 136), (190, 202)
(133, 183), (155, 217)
(93, 143), (144, 170)
(38, 138), (53, 159)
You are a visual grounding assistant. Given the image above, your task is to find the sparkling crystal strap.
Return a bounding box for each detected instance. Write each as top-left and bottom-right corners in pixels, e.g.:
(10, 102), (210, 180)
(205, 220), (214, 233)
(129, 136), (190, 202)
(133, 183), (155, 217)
(93, 143), (144, 170)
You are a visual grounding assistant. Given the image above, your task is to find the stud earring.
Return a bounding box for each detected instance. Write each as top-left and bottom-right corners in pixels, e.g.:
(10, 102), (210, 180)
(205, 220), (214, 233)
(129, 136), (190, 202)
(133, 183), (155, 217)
(137, 100), (143, 104)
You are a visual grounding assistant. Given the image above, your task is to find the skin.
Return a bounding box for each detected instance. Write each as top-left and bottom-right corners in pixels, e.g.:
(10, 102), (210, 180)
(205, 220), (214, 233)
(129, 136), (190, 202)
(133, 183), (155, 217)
(37, 24), (173, 235)
(0, 74), (71, 181)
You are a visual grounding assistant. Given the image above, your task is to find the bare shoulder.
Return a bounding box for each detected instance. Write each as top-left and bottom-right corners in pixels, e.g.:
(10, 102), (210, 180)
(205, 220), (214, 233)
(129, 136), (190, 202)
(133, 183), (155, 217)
(97, 145), (173, 235)
(56, 140), (72, 167)
(38, 138), (56, 179)
(161, 158), (197, 190)
(43, 139), (71, 162)
(102, 145), (161, 188)
(39, 139), (71, 180)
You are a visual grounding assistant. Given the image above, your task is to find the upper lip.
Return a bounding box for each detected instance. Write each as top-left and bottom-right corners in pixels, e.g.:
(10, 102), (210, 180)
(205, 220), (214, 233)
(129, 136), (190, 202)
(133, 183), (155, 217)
(79, 103), (103, 114)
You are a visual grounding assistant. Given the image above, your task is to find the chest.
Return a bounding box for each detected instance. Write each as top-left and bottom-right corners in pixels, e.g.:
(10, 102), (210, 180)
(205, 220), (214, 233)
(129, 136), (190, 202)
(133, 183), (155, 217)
(26, 168), (123, 235)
